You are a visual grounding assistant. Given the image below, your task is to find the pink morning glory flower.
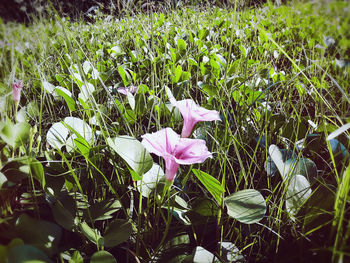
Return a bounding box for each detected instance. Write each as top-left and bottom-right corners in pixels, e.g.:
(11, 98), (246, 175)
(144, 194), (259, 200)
(117, 86), (138, 95)
(170, 98), (221, 138)
(12, 80), (23, 102)
(141, 127), (212, 181)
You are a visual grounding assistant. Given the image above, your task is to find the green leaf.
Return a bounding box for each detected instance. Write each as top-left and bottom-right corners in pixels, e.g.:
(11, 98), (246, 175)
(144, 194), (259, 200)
(42, 81), (55, 93)
(15, 214), (62, 256)
(118, 65), (130, 87)
(177, 39), (187, 52)
(192, 169), (225, 204)
(198, 82), (217, 97)
(1, 158), (30, 183)
(191, 198), (219, 217)
(47, 117), (94, 152)
(82, 61), (92, 74)
(79, 83), (95, 102)
(0, 121), (31, 148)
(7, 245), (53, 263)
(285, 174), (311, 221)
(173, 65), (182, 83)
(136, 163), (164, 197)
(268, 145), (289, 180)
(193, 246), (215, 263)
(64, 117), (94, 152)
(329, 139), (350, 161)
(90, 251), (117, 263)
(157, 234), (191, 263)
(0, 172), (7, 189)
(29, 159), (45, 188)
(269, 145), (317, 182)
(55, 86), (76, 112)
(70, 73), (83, 88)
(225, 189), (266, 224)
(110, 45), (124, 57)
(79, 222), (103, 245)
(83, 199), (121, 222)
(107, 136), (153, 175)
(103, 219), (133, 247)
(126, 92), (135, 111)
(46, 122), (69, 149)
(69, 250), (83, 263)
(198, 28), (209, 40)
(284, 157), (317, 182)
(125, 109), (137, 124)
(27, 101), (40, 118)
(188, 57), (198, 67)
(52, 192), (76, 230)
(74, 137), (90, 158)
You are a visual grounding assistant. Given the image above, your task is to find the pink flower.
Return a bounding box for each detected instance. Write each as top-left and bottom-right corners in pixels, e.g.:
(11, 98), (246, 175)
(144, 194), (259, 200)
(170, 98), (221, 138)
(141, 128), (212, 181)
(117, 86), (138, 95)
(12, 80), (23, 102)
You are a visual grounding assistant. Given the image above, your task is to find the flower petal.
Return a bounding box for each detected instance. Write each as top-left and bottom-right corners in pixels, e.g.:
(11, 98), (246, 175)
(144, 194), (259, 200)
(176, 99), (220, 121)
(164, 156), (179, 181)
(141, 128), (180, 157)
(172, 99), (221, 137)
(117, 86), (138, 95)
(12, 80), (23, 102)
(117, 87), (129, 95)
(174, 138), (212, 164)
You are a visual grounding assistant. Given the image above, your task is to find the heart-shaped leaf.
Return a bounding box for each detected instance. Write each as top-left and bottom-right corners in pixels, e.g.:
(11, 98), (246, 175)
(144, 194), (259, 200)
(90, 251), (117, 263)
(191, 198), (219, 217)
(0, 121), (31, 148)
(79, 82), (95, 102)
(29, 159), (45, 188)
(103, 219), (132, 247)
(83, 199), (121, 222)
(46, 122), (69, 149)
(265, 148), (296, 176)
(126, 92), (135, 111)
(268, 145), (317, 182)
(1, 158), (30, 183)
(42, 81), (55, 93)
(107, 136), (153, 175)
(193, 246), (215, 263)
(52, 192), (76, 230)
(47, 117), (93, 152)
(284, 157), (317, 182)
(137, 163), (164, 197)
(7, 245), (53, 263)
(55, 86), (76, 112)
(286, 174), (311, 220)
(225, 189), (266, 224)
(15, 214), (62, 256)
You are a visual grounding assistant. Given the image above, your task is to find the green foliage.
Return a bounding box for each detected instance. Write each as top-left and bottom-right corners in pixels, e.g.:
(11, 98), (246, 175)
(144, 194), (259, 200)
(192, 169), (225, 205)
(106, 136), (153, 175)
(225, 189), (266, 224)
(0, 1), (349, 262)
(0, 121), (31, 148)
(90, 251), (117, 263)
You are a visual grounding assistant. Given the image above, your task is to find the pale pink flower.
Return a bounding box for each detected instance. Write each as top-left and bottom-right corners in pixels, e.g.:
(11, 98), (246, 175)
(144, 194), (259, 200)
(117, 86), (138, 95)
(170, 98), (221, 138)
(141, 128), (212, 181)
(12, 80), (23, 102)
